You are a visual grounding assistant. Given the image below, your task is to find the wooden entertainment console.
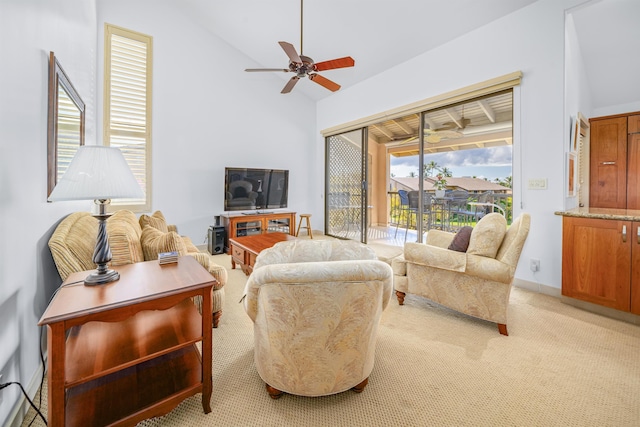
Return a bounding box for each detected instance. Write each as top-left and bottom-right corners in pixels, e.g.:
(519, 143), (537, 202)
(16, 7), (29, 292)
(221, 211), (296, 254)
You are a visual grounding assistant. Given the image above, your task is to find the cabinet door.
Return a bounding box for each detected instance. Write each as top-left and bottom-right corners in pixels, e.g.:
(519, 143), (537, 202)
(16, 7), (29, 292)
(628, 114), (640, 134)
(627, 133), (640, 209)
(632, 223), (640, 314)
(589, 117), (628, 208)
(562, 217), (631, 311)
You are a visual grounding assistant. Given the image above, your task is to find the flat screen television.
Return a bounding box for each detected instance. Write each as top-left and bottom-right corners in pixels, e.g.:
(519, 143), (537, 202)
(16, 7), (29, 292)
(224, 167), (289, 212)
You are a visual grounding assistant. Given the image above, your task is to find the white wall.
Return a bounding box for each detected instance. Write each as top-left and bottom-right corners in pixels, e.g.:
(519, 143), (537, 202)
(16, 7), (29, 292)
(0, 0), (97, 424)
(317, 0), (591, 292)
(96, 0), (317, 241)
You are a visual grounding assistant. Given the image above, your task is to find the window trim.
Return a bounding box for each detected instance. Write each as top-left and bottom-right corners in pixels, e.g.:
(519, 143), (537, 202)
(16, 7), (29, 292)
(103, 23), (153, 212)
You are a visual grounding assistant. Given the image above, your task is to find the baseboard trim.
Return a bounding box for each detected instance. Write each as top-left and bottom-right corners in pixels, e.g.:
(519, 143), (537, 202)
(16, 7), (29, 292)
(513, 278), (640, 325)
(558, 295), (640, 325)
(513, 278), (561, 297)
(6, 360), (45, 427)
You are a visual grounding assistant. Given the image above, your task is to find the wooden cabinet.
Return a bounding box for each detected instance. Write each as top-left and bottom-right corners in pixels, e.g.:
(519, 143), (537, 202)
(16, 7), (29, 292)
(562, 216), (640, 314)
(590, 112), (640, 209)
(221, 211), (296, 253)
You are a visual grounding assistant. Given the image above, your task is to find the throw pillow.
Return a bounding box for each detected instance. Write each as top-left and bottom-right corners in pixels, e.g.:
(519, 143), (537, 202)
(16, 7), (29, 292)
(139, 211), (169, 233)
(467, 213), (507, 258)
(140, 225), (187, 261)
(448, 226), (473, 252)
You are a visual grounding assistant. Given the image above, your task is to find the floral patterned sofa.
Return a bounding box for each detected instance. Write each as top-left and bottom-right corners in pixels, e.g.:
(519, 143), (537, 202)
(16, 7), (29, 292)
(242, 239), (393, 398)
(48, 210), (227, 327)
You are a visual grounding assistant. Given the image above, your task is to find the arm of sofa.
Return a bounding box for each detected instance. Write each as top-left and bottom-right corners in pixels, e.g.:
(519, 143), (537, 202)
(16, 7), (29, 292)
(243, 260), (393, 322)
(187, 252), (227, 288)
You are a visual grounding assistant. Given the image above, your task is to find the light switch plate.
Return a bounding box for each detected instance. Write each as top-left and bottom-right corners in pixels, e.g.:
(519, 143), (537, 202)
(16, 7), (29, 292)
(528, 178), (547, 190)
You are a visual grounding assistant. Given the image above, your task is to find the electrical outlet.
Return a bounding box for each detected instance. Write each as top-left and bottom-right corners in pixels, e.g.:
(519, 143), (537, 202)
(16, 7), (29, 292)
(530, 259), (540, 272)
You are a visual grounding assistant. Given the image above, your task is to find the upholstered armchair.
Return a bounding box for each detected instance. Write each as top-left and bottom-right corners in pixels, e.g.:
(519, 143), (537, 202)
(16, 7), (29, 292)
(392, 213), (530, 335)
(242, 240), (393, 399)
(48, 210), (227, 327)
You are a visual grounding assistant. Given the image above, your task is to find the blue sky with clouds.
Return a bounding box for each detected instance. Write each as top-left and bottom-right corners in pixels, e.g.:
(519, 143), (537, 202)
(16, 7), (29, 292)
(390, 146), (512, 181)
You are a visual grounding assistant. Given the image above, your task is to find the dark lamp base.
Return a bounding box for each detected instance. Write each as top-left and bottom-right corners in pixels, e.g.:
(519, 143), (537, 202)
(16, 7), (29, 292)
(84, 269), (120, 286)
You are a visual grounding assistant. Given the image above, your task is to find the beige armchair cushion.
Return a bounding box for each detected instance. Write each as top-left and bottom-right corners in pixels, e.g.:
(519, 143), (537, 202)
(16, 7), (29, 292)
(467, 213), (507, 258)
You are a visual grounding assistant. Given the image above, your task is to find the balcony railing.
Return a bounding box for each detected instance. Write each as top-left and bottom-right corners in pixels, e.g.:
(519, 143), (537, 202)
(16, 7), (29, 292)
(388, 190), (512, 234)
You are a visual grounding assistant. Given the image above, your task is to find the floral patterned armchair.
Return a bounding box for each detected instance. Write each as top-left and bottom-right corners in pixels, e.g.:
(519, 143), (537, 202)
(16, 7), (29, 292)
(242, 240), (393, 398)
(392, 213), (530, 335)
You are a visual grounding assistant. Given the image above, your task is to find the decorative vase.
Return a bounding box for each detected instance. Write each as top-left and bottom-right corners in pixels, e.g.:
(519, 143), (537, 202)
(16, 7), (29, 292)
(435, 189), (446, 198)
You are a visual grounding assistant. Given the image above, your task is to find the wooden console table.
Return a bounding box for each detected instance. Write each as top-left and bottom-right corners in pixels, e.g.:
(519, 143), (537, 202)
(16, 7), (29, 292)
(39, 256), (215, 427)
(221, 211), (296, 253)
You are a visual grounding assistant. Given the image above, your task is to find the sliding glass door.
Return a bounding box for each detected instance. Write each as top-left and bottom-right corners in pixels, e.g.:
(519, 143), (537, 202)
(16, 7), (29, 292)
(325, 128), (368, 242)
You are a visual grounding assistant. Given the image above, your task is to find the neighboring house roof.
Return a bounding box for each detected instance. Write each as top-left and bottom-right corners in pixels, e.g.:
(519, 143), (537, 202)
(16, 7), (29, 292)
(391, 177), (510, 193)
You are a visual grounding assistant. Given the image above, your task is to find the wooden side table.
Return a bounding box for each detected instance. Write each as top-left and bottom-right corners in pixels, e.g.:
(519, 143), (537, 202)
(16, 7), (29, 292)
(39, 256), (215, 427)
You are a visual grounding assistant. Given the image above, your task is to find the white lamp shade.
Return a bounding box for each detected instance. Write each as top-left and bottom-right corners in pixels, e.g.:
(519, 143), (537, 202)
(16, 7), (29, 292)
(48, 145), (144, 201)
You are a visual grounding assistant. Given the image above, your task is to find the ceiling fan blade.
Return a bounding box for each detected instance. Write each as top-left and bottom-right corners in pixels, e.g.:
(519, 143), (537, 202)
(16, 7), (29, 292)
(309, 73), (341, 92)
(314, 56), (355, 71)
(245, 68), (290, 72)
(281, 76), (300, 94)
(278, 41), (302, 64)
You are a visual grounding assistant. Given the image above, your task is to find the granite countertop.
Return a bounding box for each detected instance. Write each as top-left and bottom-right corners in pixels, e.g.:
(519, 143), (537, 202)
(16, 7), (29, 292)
(555, 207), (640, 221)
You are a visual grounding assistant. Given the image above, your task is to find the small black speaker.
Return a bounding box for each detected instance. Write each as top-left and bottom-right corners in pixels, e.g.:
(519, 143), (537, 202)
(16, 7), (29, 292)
(208, 226), (225, 255)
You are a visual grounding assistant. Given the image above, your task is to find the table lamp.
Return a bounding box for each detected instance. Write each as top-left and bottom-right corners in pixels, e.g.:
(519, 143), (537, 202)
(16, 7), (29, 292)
(48, 145), (144, 285)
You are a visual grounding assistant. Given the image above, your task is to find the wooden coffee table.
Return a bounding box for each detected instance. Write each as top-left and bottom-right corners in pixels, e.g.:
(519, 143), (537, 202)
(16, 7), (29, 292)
(229, 232), (297, 275)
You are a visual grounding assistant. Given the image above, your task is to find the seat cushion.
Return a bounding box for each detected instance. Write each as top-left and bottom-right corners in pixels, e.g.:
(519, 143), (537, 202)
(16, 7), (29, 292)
(139, 211), (169, 233)
(467, 213), (507, 258)
(140, 226), (187, 261)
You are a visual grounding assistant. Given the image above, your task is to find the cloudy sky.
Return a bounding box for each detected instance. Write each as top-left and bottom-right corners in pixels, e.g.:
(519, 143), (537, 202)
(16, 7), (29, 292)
(390, 146), (512, 181)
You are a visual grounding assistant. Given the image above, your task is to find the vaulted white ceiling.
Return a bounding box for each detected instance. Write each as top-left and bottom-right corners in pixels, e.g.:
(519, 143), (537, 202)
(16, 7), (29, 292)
(180, 0), (539, 101)
(179, 0), (639, 111)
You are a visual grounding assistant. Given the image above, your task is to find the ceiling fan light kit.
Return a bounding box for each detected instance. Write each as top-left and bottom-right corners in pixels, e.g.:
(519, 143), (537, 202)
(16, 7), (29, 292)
(244, 0), (355, 94)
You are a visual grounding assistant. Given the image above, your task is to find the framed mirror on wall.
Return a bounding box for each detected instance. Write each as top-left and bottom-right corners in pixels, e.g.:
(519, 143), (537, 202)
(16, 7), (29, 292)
(47, 51), (85, 197)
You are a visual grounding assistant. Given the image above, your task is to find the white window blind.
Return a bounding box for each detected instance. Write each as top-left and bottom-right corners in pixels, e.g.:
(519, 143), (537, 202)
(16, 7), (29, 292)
(104, 24), (152, 211)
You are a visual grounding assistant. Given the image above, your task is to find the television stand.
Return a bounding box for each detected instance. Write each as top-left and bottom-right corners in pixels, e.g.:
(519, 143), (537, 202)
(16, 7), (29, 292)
(221, 211), (296, 253)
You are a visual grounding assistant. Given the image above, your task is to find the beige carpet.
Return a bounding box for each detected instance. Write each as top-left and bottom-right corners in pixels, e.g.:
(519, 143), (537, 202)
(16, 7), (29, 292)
(23, 254), (640, 426)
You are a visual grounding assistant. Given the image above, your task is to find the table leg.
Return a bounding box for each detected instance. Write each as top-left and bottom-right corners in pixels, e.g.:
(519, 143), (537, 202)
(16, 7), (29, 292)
(201, 287), (213, 413)
(47, 323), (66, 427)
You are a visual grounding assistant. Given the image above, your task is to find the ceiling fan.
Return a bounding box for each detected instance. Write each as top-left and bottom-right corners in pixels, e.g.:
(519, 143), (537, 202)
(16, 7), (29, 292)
(244, 0), (355, 94)
(423, 106), (470, 143)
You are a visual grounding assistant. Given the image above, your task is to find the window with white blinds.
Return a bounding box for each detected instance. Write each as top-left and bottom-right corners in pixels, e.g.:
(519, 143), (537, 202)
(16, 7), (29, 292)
(104, 24), (152, 211)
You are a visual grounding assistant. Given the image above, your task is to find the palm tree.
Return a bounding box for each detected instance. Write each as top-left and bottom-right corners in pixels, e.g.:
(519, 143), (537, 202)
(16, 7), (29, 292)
(409, 171), (416, 177)
(439, 166), (453, 177)
(423, 161), (439, 177)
